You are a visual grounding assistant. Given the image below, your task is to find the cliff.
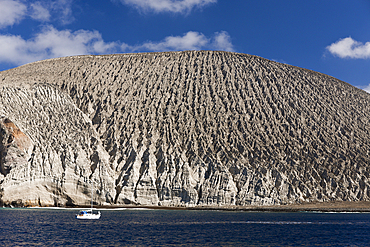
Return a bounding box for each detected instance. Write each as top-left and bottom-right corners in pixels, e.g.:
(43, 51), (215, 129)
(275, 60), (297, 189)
(0, 51), (369, 207)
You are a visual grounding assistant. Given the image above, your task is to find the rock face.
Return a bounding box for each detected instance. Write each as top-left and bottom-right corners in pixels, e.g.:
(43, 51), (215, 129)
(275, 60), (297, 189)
(0, 51), (369, 207)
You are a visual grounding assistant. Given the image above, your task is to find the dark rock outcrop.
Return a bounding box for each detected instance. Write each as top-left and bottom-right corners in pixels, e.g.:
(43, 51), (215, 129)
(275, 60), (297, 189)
(0, 51), (369, 207)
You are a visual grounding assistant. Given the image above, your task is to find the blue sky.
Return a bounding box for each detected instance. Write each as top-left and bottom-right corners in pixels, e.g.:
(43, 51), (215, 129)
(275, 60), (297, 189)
(1, 0), (370, 92)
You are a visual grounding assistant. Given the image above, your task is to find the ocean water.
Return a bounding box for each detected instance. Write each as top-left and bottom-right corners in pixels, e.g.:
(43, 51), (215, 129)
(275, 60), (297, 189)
(1, 208), (370, 246)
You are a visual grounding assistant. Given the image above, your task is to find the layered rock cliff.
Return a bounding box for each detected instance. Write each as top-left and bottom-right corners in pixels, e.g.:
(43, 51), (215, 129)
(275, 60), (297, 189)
(0, 51), (370, 207)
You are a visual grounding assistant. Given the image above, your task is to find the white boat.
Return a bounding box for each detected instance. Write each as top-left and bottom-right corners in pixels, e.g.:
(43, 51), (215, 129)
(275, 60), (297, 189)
(76, 178), (101, 220)
(76, 209), (101, 219)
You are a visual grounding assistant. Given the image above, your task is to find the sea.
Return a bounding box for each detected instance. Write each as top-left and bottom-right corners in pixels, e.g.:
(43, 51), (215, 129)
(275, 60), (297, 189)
(1, 208), (370, 246)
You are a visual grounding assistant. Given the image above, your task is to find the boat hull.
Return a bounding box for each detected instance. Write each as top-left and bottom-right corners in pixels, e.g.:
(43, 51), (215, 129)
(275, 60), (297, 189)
(76, 214), (101, 220)
(76, 210), (101, 220)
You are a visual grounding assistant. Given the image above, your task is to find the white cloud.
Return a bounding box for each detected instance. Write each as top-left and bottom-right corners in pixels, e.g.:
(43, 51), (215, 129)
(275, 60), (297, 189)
(0, 0), (73, 28)
(212, 31), (234, 52)
(0, 27), (234, 67)
(30, 2), (51, 21)
(128, 31), (234, 52)
(120, 0), (216, 13)
(31, 26), (119, 57)
(133, 31), (209, 51)
(0, 26), (120, 65)
(327, 37), (370, 59)
(50, 0), (74, 25)
(0, 34), (32, 64)
(0, 0), (27, 28)
(364, 84), (370, 94)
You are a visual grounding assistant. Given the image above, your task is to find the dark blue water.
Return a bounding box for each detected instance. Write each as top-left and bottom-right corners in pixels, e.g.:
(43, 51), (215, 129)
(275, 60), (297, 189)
(1, 208), (370, 246)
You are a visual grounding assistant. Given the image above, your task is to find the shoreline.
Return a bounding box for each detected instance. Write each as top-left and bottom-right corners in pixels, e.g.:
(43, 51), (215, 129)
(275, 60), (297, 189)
(4, 201), (370, 213)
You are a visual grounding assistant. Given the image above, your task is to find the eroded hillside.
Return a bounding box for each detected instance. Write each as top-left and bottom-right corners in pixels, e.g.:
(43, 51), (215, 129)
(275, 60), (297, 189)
(1, 51), (370, 207)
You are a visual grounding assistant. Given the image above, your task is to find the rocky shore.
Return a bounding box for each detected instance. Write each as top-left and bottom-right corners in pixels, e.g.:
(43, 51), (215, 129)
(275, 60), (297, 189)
(3, 201), (370, 213)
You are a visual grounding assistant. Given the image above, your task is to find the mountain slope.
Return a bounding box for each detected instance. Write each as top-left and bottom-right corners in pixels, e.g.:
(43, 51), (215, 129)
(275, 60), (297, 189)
(1, 51), (370, 207)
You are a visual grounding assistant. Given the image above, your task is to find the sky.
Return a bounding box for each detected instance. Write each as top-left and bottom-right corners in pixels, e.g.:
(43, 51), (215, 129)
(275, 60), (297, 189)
(0, 0), (370, 93)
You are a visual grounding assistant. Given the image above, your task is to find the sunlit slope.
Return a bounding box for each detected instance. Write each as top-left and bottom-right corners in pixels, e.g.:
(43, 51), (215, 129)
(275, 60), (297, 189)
(1, 51), (369, 206)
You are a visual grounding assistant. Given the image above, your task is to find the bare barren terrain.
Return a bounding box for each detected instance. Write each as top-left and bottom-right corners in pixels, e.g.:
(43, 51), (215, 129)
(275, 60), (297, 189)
(1, 51), (370, 208)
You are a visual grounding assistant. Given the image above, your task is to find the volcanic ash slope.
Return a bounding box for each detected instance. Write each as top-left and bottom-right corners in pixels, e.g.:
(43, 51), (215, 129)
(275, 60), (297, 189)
(0, 51), (370, 207)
